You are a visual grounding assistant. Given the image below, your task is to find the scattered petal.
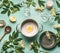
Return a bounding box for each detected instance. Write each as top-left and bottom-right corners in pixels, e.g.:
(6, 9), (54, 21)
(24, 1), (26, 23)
(51, 8), (56, 16)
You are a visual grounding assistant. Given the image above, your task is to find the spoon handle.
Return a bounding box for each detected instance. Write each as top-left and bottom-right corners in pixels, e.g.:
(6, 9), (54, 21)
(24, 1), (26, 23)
(0, 32), (6, 41)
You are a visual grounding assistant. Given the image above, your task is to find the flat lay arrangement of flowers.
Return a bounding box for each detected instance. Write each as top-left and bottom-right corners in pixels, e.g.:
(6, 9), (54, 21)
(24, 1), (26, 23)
(0, 0), (60, 53)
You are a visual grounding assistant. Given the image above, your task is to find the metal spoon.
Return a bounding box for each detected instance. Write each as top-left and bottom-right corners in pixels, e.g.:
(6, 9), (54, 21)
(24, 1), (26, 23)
(0, 26), (11, 41)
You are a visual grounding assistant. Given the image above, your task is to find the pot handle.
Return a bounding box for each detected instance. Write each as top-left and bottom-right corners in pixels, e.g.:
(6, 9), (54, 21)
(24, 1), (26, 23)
(38, 23), (43, 33)
(16, 24), (21, 33)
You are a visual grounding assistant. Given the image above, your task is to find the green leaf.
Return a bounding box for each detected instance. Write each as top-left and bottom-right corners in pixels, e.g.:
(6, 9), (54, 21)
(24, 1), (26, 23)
(19, 50), (24, 53)
(27, 0), (32, 2)
(9, 45), (14, 48)
(1, 10), (7, 14)
(56, 29), (60, 32)
(12, 31), (15, 36)
(3, 8), (8, 10)
(10, 1), (14, 6)
(32, 2), (36, 7)
(3, 0), (9, 4)
(15, 50), (20, 53)
(0, 3), (3, 8)
(12, 31), (16, 39)
(33, 40), (40, 48)
(57, 38), (60, 47)
(5, 51), (8, 53)
(34, 48), (38, 53)
(11, 31), (18, 39)
(0, 0), (2, 1)
(13, 5), (20, 11)
(56, 0), (60, 8)
(13, 40), (18, 45)
(15, 50), (24, 53)
(9, 51), (14, 53)
(2, 45), (9, 51)
(14, 32), (18, 39)
(3, 3), (8, 7)
(58, 18), (60, 23)
(10, 7), (13, 10)
(8, 10), (10, 16)
(35, 40), (40, 47)
(9, 35), (13, 42)
(12, 31), (18, 39)
(38, 0), (45, 7)
(11, 7), (18, 13)
(26, 1), (36, 7)
(30, 40), (40, 53)
(16, 4), (21, 7)
(4, 41), (10, 45)
(7, 3), (10, 8)
(15, 46), (24, 53)
(26, 2), (31, 7)
(56, 30), (60, 47)
(16, 7), (20, 11)
(55, 15), (59, 20)
(15, 38), (22, 41)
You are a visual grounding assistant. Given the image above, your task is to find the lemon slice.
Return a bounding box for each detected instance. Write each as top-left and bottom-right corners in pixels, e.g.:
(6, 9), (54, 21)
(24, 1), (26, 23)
(10, 16), (16, 23)
(26, 25), (33, 32)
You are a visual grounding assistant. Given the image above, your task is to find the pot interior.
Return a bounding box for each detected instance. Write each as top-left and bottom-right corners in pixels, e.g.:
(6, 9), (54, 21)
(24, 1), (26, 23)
(21, 19), (39, 37)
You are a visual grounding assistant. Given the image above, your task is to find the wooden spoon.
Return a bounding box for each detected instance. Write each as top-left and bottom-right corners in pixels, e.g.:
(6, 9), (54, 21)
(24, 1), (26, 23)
(0, 26), (11, 41)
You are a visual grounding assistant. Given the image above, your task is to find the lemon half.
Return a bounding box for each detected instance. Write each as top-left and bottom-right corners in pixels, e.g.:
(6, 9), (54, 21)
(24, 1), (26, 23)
(10, 16), (16, 22)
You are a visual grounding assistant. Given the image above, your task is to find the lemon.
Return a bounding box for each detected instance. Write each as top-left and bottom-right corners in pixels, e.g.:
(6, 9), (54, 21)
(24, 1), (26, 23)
(10, 16), (16, 23)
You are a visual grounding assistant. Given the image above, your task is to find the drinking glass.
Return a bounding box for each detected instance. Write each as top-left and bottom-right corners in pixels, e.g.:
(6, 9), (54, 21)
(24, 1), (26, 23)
(19, 0), (30, 17)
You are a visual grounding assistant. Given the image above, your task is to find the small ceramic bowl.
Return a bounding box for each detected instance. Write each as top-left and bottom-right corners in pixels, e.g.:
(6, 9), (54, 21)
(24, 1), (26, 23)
(0, 20), (6, 28)
(39, 31), (56, 50)
(16, 18), (43, 37)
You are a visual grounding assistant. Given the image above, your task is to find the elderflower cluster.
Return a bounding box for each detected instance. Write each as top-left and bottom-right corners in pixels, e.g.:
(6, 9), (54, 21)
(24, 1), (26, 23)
(19, 40), (25, 48)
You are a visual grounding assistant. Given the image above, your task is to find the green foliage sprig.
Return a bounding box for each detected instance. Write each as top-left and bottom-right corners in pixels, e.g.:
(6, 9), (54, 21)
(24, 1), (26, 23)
(54, 0), (60, 23)
(0, 0), (21, 16)
(29, 40), (48, 53)
(56, 0), (60, 8)
(55, 12), (60, 23)
(55, 29), (60, 47)
(1, 31), (24, 53)
(25, 0), (36, 7)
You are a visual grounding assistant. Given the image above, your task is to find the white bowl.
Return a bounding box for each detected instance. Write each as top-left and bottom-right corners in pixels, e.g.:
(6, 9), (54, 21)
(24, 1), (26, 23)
(16, 18), (43, 37)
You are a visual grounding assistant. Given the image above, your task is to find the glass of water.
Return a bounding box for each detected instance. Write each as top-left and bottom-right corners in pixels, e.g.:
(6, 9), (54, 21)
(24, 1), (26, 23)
(19, 0), (30, 17)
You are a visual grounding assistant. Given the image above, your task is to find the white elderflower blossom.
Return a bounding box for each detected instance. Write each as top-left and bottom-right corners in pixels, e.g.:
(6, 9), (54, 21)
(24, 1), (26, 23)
(19, 40), (25, 48)
(29, 42), (34, 49)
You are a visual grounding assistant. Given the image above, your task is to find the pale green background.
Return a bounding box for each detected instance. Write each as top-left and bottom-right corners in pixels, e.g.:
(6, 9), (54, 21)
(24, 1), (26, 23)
(0, 0), (60, 53)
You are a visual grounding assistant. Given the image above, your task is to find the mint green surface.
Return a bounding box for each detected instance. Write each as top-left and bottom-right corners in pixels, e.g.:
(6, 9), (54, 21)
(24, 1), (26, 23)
(0, 0), (60, 53)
